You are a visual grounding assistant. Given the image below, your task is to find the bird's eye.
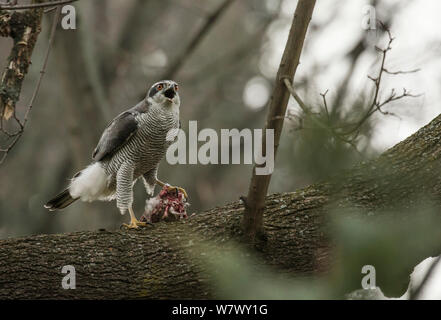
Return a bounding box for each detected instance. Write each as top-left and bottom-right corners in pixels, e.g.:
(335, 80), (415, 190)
(156, 84), (163, 90)
(174, 84), (179, 91)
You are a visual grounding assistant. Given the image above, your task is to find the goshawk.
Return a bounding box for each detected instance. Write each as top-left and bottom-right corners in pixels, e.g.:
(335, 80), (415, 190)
(45, 80), (186, 228)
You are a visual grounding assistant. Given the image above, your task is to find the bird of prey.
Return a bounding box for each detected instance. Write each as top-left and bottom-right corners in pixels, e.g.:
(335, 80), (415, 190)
(45, 80), (187, 229)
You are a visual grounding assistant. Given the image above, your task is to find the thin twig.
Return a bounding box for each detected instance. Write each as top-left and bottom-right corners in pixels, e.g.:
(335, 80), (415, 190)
(282, 77), (362, 155)
(0, 6), (61, 164)
(342, 28), (421, 139)
(44, 6), (58, 13)
(282, 28), (421, 156)
(0, 0), (77, 10)
(285, 25), (421, 155)
(181, 7), (279, 84)
(162, 0), (235, 80)
(383, 68), (420, 75)
(320, 89), (330, 120)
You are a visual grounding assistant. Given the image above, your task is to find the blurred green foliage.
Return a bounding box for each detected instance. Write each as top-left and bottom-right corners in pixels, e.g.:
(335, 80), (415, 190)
(193, 202), (441, 299)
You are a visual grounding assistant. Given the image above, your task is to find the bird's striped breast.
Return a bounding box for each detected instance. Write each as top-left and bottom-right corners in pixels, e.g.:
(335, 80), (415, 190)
(102, 104), (179, 182)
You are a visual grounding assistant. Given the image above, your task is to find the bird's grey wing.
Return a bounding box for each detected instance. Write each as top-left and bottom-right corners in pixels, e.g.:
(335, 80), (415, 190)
(92, 111), (139, 161)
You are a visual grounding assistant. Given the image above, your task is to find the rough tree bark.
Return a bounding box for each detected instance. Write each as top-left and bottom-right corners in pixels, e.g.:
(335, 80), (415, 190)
(2, 110), (441, 299)
(242, 0), (316, 242)
(0, 8), (43, 119)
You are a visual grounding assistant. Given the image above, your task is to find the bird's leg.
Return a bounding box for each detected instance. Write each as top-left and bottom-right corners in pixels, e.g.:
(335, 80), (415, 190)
(122, 206), (148, 229)
(155, 178), (188, 199)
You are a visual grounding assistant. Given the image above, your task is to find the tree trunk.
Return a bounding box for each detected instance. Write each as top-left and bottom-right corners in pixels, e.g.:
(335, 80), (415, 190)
(2, 111), (441, 299)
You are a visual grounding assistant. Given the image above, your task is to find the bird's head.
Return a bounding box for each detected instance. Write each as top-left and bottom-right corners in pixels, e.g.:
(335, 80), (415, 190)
(147, 80), (180, 107)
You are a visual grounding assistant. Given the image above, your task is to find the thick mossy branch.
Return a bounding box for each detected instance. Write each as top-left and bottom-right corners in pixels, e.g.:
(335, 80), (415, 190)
(0, 9), (43, 119)
(2, 112), (441, 299)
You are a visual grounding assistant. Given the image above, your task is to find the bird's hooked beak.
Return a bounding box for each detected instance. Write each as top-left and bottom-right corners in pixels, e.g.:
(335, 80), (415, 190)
(163, 85), (177, 102)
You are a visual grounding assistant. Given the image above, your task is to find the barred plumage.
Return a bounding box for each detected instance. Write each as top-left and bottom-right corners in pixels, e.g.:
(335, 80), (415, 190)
(45, 80), (182, 228)
(102, 103), (179, 212)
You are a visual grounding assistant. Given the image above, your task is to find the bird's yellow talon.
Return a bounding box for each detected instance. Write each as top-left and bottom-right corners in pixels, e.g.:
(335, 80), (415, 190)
(122, 217), (147, 229)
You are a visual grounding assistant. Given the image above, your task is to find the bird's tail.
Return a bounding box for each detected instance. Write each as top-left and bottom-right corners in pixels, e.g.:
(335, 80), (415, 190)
(44, 189), (78, 211)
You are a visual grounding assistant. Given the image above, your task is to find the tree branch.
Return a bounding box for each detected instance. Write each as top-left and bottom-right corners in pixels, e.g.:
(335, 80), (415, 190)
(0, 5), (60, 164)
(242, 0), (316, 243)
(0, 9), (43, 121)
(3, 107), (441, 298)
(162, 0), (235, 80)
(0, 0), (77, 10)
(284, 26), (421, 155)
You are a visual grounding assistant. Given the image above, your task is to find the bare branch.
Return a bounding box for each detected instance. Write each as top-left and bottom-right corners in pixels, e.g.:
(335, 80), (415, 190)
(0, 0), (77, 10)
(283, 78), (361, 155)
(341, 27), (421, 139)
(0, 6), (61, 164)
(383, 68), (421, 75)
(243, 0), (316, 243)
(320, 89), (330, 120)
(280, 25), (422, 158)
(0, 10), (43, 118)
(162, 0), (235, 80)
